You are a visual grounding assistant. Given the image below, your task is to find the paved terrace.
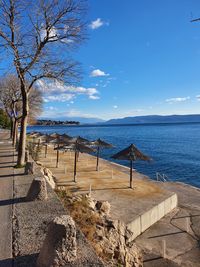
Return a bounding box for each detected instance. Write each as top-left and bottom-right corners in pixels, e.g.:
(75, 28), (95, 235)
(38, 145), (177, 238)
(0, 130), (14, 267)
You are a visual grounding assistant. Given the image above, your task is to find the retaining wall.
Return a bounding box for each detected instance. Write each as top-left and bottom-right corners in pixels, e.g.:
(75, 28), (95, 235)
(127, 193), (178, 240)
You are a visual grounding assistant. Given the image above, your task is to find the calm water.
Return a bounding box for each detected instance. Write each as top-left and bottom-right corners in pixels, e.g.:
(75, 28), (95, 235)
(28, 123), (200, 188)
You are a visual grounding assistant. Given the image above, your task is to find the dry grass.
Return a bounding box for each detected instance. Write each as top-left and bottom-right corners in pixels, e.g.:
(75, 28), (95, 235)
(56, 189), (103, 243)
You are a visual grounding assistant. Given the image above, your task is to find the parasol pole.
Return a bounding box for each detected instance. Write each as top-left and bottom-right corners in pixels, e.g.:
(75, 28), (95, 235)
(37, 138), (41, 149)
(56, 143), (60, 168)
(96, 146), (100, 171)
(74, 150), (77, 182)
(56, 149), (59, 168)
(130, 159), (133, 188)
(45, 144), (47, 158)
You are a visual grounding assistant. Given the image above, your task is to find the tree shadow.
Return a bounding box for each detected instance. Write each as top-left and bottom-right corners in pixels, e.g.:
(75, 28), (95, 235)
(0, 173), (25, 179)
(0, 253), (38, 267)
(172, 214), (200, 219)
(0, 155), (15, 158)
(0, 166), (14, 169)
(148, 230), (185, 239)
(143, 256), (163, 263)
(0, 162), (14, 165)
(0, 197), (27, 206)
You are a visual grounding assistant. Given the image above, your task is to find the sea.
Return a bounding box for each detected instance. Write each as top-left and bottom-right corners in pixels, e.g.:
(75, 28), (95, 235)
(27, 122), (200, 188)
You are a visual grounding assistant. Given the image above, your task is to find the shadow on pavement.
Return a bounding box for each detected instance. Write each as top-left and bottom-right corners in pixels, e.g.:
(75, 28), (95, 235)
(0, 253), (38, 267)
(0, 197), (27, 207)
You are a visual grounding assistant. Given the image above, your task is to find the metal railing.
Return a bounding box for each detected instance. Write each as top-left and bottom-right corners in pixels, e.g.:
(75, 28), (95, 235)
(156, 172), (169, 182)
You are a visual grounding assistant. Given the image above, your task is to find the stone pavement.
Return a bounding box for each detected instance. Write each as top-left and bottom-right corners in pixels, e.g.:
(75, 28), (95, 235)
(0, 130), (14, 267)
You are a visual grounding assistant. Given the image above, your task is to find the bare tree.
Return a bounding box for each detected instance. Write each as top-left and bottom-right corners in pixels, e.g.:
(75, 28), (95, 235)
(0, 0), (87, 166)
(0, 75), (21, 142)
(0, 74), (43, 146)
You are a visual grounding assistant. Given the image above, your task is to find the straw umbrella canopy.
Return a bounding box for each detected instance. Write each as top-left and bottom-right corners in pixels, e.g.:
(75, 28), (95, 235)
(54, 144), (70, 168)
(67, 136), (90, 145)
(40, 134), (57, 157)
(60, 133), (73, 140)
(49, 132), (60, 138)
(50, 134), (73, 167)
(27, 132), (44, 146)
(58, 141), (95, 182)
(91, 138), (113, 171)
(27, 131), (38, 137)
(111, 144), (151, 189)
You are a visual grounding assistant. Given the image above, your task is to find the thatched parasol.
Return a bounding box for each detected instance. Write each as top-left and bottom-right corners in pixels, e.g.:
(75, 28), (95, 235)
(111, 144), (151, 188)
(40, 134), (56, 158)
(91, 138), (113, 171)
(49, 132), (60, 138)
(67, 136), (90, 145)
(59, 141), (95, 182)
(54, 145), (68, 168)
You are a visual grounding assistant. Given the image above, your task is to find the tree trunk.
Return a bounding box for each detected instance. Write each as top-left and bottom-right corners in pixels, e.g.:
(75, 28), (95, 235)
(13, 119), (19, 149)
(17, 87), (29, 166)
(10, 118), (14, 139)
(13, 119), (17, 146)
(16, 120), (19, 148)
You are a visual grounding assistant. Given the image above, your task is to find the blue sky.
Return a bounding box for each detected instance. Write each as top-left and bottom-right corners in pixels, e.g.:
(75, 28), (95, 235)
(3, 0), (200, 120)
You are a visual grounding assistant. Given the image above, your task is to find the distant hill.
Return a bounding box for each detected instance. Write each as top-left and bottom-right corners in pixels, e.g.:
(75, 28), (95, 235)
(105, 115), (200, 125)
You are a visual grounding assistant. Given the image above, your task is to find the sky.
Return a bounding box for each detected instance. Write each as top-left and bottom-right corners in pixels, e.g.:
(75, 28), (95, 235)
(2, 0), (200, 120)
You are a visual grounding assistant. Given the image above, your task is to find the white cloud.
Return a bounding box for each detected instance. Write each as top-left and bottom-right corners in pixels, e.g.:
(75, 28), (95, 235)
(48, 106), (57, 111)
(90, 69), (109, 77)
(89, 18), (106, 30)
(37, 80), (100, 101)
(165, 97), (190, 103)
(44, 94), (74, 103)
(113, 105), (118, 109)
(41, 108), (98, 119)
(196, 95), (200, 101)
(89, 95), (100, 100)
(40, 26), (58, 41)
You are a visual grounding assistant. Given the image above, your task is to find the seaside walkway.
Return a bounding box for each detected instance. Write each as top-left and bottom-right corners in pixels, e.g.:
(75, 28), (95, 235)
(0, 130), (14, 266)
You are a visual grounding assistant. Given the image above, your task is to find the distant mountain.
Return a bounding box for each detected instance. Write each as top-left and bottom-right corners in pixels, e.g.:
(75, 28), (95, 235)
(40, 116), (105, 124)
(105, 115), (200, 125)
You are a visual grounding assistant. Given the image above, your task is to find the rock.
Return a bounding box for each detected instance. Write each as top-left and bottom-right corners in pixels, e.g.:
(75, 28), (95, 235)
(96, 200), (111, 215)
(36, 161), (43, 166)
(125, 243), (143, 267)
(96, 217), (143, 266)
(26, 177), (48, 201)
(42, 167), (56, 189)
(24, 161), (34, 175)
(37, 215), (77, 267)
(86, 196), (96, 210)
(96, 225), (105, 238)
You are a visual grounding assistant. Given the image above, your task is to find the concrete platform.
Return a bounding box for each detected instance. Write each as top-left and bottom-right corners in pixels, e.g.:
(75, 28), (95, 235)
(38, 145), (178, 240)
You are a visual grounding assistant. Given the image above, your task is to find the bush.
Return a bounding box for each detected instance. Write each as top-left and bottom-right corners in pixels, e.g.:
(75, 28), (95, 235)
(0, 109), (11, 129)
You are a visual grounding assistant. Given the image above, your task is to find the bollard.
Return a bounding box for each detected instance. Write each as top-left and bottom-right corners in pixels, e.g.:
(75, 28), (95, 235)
(89, 184), (92, 197)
